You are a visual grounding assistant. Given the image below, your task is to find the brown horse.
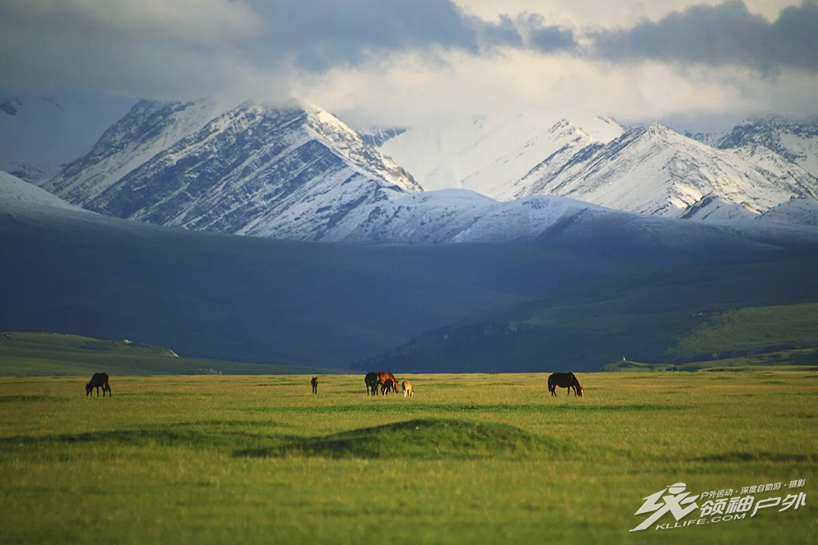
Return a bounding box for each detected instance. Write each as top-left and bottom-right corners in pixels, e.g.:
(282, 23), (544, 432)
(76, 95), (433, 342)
(376, 372), (399, 395)
(364, 372), (379, 395)
(85, 372), (111, 397)
(401, 380), (414, 398)
(311, 376), (318, 394)
(548, 372), (583, 397)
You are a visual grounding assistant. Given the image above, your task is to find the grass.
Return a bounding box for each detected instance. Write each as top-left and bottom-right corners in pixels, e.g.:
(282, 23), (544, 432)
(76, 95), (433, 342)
(0, 370), (815, 544)
(666, 303), (818, 361)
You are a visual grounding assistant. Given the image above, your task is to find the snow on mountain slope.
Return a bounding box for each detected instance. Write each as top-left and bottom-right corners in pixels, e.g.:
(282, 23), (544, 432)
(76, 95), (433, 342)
(378, 114), (624, 193)
(678, 193), (758, 221)
(42, 99), (230, 203)
(517, 124), (818, 218)
(319, 187), (818, 253)
(321, 189), (604, 244)
(0, 170), (79, 212)
(758, 198), (818, 227)
(50, 100), (421, 240)
(379, 114), (817, 222)
(709, 116), (818, 178)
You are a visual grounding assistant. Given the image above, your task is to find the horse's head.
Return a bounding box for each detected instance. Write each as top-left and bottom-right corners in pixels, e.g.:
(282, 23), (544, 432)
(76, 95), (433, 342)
(85, 382), (92, 396)
(576, 384), (583, 396)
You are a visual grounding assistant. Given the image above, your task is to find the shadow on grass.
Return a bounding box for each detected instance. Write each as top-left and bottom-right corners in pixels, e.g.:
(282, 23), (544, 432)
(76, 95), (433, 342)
(0, 420), (291, 451)
(235, 418), (586, 460)
(694, 452), (816, 463)
(238, 403), (689, 415)
(0, 395), (59, 403)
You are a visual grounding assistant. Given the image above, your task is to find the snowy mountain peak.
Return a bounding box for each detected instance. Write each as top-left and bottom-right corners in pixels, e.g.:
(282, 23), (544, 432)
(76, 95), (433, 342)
(38, 99), (421, 240)
(706, 115), (818, 178)
(301, 104), (420, 193)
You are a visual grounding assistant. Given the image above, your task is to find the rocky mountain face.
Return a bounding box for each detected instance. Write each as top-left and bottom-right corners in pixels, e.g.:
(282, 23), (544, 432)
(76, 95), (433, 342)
(41, 100), (420, 240)
(703, 115), (818, 178)
(15, 100), (817, 242)
(515, 123), (818, 219)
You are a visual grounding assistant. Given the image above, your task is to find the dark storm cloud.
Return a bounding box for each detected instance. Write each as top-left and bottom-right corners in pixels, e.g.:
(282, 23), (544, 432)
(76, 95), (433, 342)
(591, 0), (818, 74)
(0, 0), (578, 97)
(247, 0), (482, 70)
(245, 1), (578, 70)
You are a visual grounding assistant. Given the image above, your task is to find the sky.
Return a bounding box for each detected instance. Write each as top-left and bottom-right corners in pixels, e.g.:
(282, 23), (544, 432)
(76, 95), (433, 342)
(1, 0), (817, 133)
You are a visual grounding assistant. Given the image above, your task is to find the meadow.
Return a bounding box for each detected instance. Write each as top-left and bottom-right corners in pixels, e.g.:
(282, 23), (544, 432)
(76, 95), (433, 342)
(0, 370), (815, 544)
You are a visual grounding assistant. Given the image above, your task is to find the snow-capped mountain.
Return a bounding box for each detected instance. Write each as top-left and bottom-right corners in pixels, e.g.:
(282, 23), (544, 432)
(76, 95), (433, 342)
(378, 113), (624, 194)
(517, 123), (818, 218)
(43, 100), (421, 240)
(705, 116), (818, 178)
(377, 115), (818, 220)
(43, 100), (229, 203)
(14, 95), (818, 243)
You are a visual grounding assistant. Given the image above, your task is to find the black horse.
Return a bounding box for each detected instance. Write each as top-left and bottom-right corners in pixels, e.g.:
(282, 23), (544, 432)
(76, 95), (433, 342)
(364, 372), (379, 395)
(85, 372), (112, 397)
(311, 376), (318, 394)
(548, 372), (583, 397)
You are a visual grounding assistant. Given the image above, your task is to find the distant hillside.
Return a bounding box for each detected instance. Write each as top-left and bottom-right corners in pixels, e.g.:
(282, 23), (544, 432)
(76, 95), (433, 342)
(601, 347), (818, 372)
(4, 169), (817, 372)
(1, 332), (179, 357)
(0, 332), (339, 376)
(354, 247), (818, 373)
(1, 195), (651, 368)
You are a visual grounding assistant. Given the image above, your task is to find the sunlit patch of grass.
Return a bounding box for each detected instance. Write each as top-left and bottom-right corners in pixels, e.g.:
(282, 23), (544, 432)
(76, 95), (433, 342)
(0, 371), (816, 545)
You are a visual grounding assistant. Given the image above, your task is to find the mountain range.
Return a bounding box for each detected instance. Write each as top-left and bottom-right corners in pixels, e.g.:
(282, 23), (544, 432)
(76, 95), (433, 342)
(377, 114), (818, 221)
(1, 97), (813, 243)
(3, 167), (817, 371)
(2, 96), (818, 371)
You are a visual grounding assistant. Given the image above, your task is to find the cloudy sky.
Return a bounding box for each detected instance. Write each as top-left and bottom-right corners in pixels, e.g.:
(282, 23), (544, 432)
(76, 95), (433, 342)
(1, 0), (817, 132)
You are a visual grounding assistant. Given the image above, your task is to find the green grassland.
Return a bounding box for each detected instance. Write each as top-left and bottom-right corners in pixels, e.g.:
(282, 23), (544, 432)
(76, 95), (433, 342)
(1, 370), (815, 544)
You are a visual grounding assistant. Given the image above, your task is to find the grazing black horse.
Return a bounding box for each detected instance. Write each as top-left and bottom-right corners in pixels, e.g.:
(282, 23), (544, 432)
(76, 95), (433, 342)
(548, 372), (583, 397)
(85, 372), (111, 397)
(311, 376), (318, 394)
(364, 372), (379, 395)
(381, 377), (398, 395)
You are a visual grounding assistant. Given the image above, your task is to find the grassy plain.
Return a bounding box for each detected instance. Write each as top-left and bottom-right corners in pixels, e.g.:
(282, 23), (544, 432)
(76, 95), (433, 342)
(1, 370), (816, 544)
